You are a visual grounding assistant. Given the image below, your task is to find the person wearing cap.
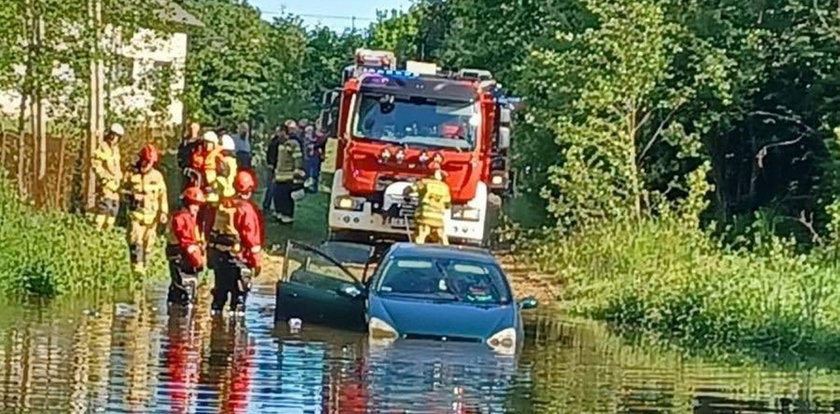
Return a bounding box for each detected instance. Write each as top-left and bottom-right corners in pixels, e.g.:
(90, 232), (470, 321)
(166, 186), (206, 306)
(209, 169), (263, 314)
(233, 122), (252, 169)
(91, 123), (124, 231)
(406, 163), (451, 245)
(272, 122), (304, 224)
(124, 145), (169, 275)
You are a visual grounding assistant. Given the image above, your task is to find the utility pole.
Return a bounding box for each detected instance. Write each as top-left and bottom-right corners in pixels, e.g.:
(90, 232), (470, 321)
(36, 8), (46, 183)
(85, 0), (103, 211)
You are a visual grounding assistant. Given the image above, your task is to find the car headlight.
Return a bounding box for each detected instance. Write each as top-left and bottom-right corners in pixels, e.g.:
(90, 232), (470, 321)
(451, 206), (481, 222)
(487, 327), (516, 355)
(369, 317), (399, 340)
(334, 195), (364, 211)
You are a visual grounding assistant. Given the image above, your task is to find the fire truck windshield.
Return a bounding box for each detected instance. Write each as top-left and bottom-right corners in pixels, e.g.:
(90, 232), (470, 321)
(353, 94), (478, 150)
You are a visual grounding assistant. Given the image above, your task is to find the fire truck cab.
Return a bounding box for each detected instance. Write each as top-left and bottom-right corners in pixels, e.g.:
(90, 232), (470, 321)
(320, 49), (516, 246)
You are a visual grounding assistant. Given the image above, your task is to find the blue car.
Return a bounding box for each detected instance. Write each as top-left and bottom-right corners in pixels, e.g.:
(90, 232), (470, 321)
(274, 241), (538, 354)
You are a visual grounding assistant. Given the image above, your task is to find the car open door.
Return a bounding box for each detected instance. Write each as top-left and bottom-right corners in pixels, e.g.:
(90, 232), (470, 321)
(274, 241), (367, 331)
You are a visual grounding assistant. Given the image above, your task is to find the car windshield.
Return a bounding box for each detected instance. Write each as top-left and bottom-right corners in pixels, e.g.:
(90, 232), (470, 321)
(353, 94), (478, 150)
(376, 257), (511, 304)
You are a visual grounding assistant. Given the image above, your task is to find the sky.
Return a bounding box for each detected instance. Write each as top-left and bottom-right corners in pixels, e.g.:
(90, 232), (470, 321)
(250, 0), (413, 31)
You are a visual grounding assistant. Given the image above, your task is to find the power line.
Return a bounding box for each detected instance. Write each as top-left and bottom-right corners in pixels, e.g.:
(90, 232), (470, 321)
(261, 10), (376, 22)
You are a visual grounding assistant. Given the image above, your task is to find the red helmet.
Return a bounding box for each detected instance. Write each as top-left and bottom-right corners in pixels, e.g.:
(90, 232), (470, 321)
(138, 144), (159, 165)
(234, 169), (257, 193)
(181, 187), (206, 205)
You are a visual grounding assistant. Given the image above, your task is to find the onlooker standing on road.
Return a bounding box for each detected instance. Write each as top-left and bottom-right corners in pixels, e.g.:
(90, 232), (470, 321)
(303, 126), (325, 193)
(178, 122), (203, 190)
(262, 125), (283, 211)
(233, 122), (252, 169)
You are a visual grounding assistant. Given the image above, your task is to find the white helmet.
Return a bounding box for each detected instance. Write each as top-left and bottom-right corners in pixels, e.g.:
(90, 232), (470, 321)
(221, 134), (235, 151)
(109, 123), (125, 137)
(203, 131), (219, 144)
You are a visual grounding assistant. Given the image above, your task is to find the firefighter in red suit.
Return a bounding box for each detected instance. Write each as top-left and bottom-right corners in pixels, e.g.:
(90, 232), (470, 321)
(166, 186), (206, 306)
(209, 169), (264, 314)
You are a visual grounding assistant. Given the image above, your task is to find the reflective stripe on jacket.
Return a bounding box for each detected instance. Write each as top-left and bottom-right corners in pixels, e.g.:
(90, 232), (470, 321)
(414, 178), (451, 228)
(92, 143), (122, 199)
(126, 168), (168, 225)
(274, 139), (303, 182)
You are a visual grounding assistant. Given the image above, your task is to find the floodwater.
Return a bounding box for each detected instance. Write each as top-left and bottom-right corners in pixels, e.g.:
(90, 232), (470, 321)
(1, 282), (840, 413)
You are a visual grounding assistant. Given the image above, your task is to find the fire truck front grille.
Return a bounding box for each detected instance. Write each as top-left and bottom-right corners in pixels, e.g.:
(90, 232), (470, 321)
(385, 195), (419, 229)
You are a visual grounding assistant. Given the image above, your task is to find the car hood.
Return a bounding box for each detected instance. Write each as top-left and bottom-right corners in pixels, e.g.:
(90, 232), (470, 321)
(370, 295), (516, 341)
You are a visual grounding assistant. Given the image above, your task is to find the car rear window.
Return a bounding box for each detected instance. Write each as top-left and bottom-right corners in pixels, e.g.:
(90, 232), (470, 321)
(376, 257), (511, 304)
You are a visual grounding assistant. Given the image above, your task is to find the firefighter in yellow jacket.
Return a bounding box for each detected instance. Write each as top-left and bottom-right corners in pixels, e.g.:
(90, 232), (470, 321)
(407, 165), (451, 245)
(125, 145), (169, 275)
(91, 123), (125, 231)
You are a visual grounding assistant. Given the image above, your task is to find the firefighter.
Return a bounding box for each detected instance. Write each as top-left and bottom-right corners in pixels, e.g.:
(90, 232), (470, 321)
(407, 166), (451, 245)
(209, 169), (263, 314)
(272, 127), (304, 224)
(91, 123), (125, 231)
(216, 134), (238, 200)
(197, 131), (223, 238)
(166, 187), (206, 306)
(125, 144), (169, 275)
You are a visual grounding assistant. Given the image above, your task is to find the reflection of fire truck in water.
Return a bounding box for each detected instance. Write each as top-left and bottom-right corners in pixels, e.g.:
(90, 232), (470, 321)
(321, 49), (518, 246)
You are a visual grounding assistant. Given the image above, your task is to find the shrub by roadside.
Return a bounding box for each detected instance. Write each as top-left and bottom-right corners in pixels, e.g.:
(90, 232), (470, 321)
(0, 175), (165, 297)
(528, 216), (840, 357)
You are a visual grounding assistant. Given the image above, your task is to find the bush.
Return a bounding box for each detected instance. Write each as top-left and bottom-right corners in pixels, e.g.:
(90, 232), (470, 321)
(528, 217), (840, 358)
(0, 174), (165, 297)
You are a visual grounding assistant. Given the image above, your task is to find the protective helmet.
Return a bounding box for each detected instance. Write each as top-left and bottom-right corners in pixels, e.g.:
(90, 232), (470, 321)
(234, 169), (257, 193)
(181, 186), (206, 205)
(109, 123), (125, 137)
(221, 134), (235, 152)
(203, 131), (219, 144)
(138, 144), (159, 165)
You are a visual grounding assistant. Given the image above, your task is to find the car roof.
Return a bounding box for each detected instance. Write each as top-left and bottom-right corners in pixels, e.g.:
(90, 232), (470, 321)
(386, 243), (498, 265)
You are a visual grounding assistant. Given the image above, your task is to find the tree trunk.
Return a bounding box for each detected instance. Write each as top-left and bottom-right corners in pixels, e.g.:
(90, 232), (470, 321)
(36, 14), (46, 183)
(0, 122), (5, 168)
(55, 135), (67, 209)
(626, 106), (642, 221)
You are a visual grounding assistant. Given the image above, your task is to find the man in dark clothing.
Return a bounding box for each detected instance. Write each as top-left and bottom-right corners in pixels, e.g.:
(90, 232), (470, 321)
(178, 122), (203, 190)
(262, 126), (283, 211)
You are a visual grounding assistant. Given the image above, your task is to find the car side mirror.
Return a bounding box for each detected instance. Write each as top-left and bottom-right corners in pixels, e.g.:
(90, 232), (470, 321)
(322, 90), (339, 107)
(519, 296), (538, 310)
(337, 284), (364, 299)
(498, 127), (511, 150)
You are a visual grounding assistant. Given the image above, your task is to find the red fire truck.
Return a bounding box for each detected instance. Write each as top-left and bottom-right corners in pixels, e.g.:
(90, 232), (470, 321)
(319, 49), (516, 246)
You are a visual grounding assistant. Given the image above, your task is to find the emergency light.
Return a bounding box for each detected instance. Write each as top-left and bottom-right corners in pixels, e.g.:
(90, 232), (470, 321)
(362, 67), (418, 78)
(355, 49), (397, 70)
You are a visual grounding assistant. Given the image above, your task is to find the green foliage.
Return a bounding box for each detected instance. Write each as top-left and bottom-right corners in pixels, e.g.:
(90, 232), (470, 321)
(182, 0), (309, 127)
(528, 214), (840, 357)
(0, 173), (164, 297)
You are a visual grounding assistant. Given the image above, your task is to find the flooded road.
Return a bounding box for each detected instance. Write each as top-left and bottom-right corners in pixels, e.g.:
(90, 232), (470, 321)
(1, 281), (840, 413)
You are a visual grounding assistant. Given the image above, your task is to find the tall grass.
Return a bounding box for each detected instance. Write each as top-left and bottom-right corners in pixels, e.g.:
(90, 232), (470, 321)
(529, 216), (840, 358)
(0, 173), (165, 297)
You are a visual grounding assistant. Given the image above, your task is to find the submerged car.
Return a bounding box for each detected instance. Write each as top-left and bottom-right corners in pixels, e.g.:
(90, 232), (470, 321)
(274, 241), (538, 354)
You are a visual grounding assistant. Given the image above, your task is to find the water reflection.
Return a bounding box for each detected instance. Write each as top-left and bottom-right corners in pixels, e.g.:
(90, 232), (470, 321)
(3, 286), (840, 412)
